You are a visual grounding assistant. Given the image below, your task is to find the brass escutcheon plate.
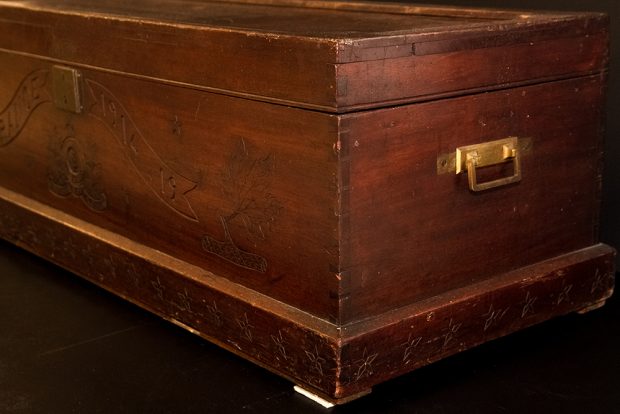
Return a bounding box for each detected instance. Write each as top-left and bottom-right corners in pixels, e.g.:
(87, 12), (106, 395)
(52, 65), (82, 114)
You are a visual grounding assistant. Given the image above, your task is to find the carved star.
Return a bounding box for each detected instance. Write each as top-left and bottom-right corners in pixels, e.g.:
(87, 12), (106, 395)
(402, 333), (423, 364)
(175, 289), (192, 313)
(590, 268), (613, 294)
(271, 330), (289, 361)
(237, 313), (253, 342)
(483, 304), (509, 332)
(555, 283), (573, 306)
(442, 318), (462, 349)
(354, 348), (378, 381)
(127, 263), (141, 289)
(151, 277), (165, 300)
(521, 291), (537, 318)
(304, 345), (326, 376)
(206, 301), (223, 326)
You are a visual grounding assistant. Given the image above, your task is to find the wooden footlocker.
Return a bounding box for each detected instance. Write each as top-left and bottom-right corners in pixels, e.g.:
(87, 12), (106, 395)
(0, 0), (615, 404)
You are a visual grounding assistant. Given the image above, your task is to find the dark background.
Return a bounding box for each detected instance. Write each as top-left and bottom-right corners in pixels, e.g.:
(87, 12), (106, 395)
(2, 1), (619, 413)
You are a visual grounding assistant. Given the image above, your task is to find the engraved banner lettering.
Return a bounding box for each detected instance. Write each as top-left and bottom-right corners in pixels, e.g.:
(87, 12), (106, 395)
(85, 80), (198, 221)
(0, 70), (50, 146)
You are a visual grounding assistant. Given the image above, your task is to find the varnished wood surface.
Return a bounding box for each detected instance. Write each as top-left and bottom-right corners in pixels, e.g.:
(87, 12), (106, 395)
(1, 240), (619, 413)
(339, 74), (607, 322)
(0, 185), (614, 401)
(0, 51), (341, 321)
(336, 244), (615, 398)
(0, 0), (591, 38)
(0, 51), (610, 324)
(0, 0), (608, 110)
(0, 0), (613, 402)
(4, 0), (497, 37)
(335, 32), (608, 109)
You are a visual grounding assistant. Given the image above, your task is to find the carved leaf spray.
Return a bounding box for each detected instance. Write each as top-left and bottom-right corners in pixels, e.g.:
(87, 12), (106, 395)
(201, 138), (283, 273)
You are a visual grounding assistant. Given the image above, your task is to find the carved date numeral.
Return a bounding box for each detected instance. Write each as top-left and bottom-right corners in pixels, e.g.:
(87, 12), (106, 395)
(160, 168), (177, 201)
(86, 80), (199, 221)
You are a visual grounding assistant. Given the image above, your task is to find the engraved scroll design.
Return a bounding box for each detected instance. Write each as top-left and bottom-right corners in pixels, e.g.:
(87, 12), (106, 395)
(0, 69), (281, 274)
(47, 124), (107, 211)
(201, 139), (282, 273)
(0, 70), (51, 146)
(85, 80), (199, 222)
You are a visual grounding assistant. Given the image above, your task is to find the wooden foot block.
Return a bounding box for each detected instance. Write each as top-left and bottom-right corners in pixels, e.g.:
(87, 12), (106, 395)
(294, 386), (336, 408)
(577, 300), (608, 315)
(294, 385), (371, 407)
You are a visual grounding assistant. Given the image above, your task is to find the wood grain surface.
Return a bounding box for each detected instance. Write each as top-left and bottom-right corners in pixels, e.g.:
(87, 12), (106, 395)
(0, 51), (341, 321)
(339, 74), (608, 322)
(0, 0), (608, 111)
(0, 0), (614, 403)
(0, 186), (614, 402)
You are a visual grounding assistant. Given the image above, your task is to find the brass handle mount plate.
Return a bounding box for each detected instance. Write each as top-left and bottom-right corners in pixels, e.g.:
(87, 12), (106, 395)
(437, 136), (530, 192)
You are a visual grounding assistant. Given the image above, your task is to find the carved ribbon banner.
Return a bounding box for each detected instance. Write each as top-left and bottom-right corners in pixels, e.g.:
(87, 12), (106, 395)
(85, 79), (199, 221)
(0, 70), (50, 146)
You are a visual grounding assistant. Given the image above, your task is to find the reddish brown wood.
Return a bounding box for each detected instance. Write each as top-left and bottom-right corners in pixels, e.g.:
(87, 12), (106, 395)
(336, 32), (608, 110)
(0, 187), (613, 403)
(0, 0), (614, 405)
(334, 243), (615, 399)
(338, 74), (608, 322)
(0, 51), (341, 321)
(0, 0), (609, 111)
(0, 189), (343, 396)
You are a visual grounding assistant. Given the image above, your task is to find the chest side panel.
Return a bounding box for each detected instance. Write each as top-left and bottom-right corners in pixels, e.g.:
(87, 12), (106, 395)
(336, 28), (608, 110)
(0, 51), (341, 321)
(340, 74), (606, 323)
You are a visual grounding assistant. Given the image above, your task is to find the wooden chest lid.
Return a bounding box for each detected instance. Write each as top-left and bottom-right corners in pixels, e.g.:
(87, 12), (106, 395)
(0, 0), (609, 112)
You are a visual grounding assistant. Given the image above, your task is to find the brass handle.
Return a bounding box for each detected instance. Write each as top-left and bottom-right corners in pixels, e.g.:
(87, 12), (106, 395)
(456, 137), (521, 192)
